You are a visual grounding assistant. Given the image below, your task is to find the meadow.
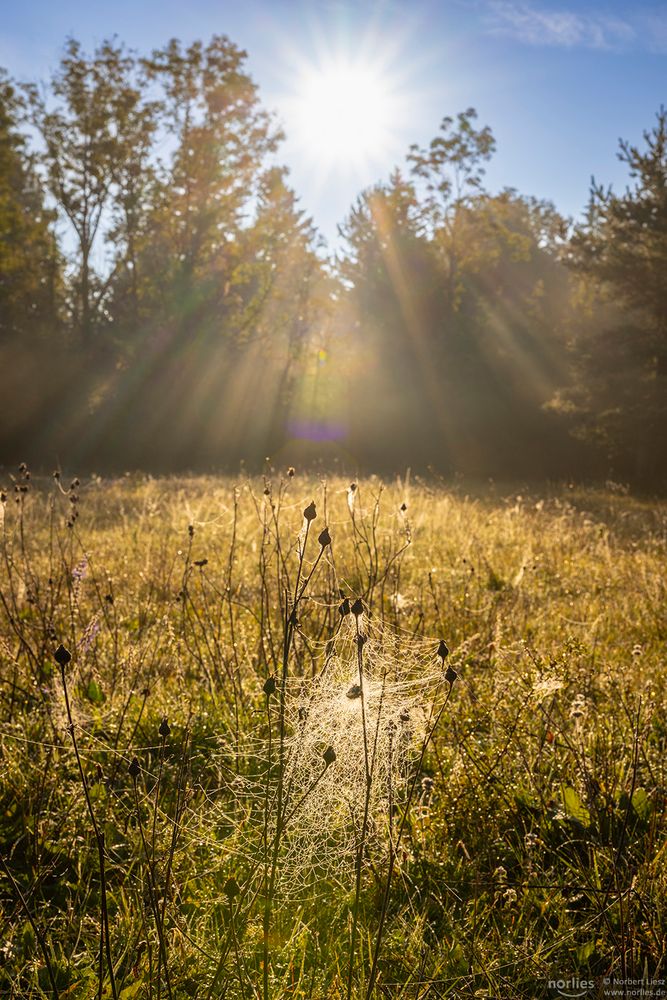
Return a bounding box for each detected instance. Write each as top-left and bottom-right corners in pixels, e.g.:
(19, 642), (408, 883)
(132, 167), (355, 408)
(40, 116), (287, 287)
(0, 470), (665, 999)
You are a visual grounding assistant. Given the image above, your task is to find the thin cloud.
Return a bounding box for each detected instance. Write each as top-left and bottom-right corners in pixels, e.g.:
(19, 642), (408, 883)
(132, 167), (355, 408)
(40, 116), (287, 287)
(641, 9), (667, 52)
(485, 2), (636, 50)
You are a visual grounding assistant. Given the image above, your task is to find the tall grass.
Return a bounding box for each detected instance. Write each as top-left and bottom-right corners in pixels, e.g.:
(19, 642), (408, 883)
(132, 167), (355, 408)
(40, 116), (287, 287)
(0, 470), (665, 998)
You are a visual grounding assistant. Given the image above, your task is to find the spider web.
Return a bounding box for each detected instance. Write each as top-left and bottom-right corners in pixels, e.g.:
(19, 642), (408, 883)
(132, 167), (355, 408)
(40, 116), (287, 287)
(224, 611), (451, 895)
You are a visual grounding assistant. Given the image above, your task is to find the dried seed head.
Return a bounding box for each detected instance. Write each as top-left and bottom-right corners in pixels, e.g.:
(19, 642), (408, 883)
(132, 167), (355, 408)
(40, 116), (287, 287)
(346, 683), (362, 700)
(445, 665), (458, 684)
(188, 524), (194, 538)
(128, 757), (140, 779)
(53, 470), (60, 480)
(159, 717), (171, 738)
(303, 501), (317, 522)
(323, 745), (336, 766)
(400, 502), (407, 512)
(287, 466), (295, 478)
(349, 482), (357, 492)
(263, 676), (276, 696)
(421, 776), (434, 800)
(338, 597), (350, 617)
(194, 558), (208, 567)
(351, 598), (364, 617)
(318, 527), (331, 547)
(437, 640), (449, 661)
(54, 644), (71, 668)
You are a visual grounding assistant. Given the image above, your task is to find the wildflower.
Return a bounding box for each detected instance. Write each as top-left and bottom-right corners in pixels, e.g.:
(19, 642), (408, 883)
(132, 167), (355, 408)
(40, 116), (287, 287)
(72, 557), (88, 583)
(79, 615), (100, 657)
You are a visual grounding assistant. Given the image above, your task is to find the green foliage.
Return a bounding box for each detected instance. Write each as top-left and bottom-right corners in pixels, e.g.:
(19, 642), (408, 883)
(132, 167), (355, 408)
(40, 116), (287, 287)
(26, 39), (154, 345)
(0, 71), (61, 341)
(0, 32), (664, 484)
(338, 139), (573, 475)
(562, 109), (667, 481)
(0, 473), (665, 998)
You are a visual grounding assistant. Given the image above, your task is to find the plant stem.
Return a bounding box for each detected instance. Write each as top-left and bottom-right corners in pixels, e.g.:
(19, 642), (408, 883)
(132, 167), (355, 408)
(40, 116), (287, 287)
(347, 613), (371, 1000)
(59, 664), (118, 1000)
(0, 850), (60, 999)
(133, 777), (173, 1000)
(365, 679), (455, 999)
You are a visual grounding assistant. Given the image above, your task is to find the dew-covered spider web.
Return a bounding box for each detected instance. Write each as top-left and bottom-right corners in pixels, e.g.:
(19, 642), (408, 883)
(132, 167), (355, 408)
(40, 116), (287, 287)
(213, 610), (452, 897)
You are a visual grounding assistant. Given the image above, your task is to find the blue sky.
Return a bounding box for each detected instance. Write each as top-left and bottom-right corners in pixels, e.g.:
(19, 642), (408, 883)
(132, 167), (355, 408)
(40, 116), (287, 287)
(2, 0), (666, 248)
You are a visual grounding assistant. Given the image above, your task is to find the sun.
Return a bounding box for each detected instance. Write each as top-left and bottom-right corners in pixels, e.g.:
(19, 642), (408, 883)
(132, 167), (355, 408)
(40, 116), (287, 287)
(286, 57), (400, 174)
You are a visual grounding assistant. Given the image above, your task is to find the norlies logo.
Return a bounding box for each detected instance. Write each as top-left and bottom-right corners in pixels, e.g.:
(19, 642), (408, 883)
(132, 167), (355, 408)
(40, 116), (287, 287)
(548, 978), (594, 998)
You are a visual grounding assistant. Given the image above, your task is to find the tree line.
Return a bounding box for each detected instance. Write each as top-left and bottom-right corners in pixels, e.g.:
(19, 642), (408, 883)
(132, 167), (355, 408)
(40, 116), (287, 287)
(0, 36), (665, 484)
